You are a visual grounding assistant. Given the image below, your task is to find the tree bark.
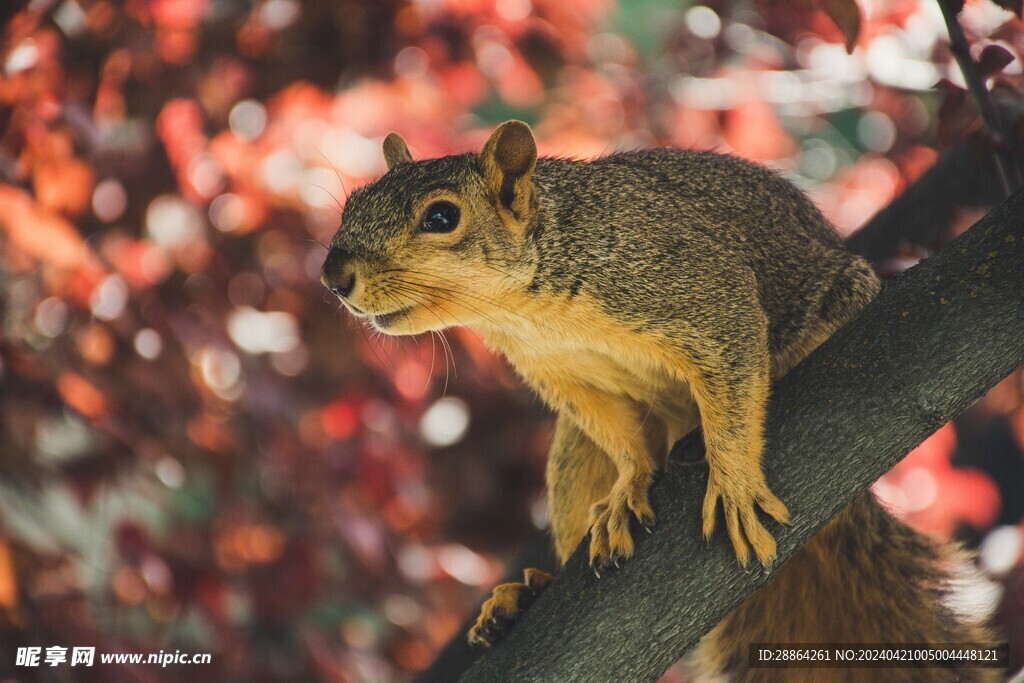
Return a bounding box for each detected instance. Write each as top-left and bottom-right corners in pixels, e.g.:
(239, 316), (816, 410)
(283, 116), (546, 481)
(452, 188), (1024, 681)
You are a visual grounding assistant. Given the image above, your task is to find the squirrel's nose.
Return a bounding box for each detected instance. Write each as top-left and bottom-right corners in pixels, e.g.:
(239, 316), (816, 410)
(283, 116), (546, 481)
(321, 247), (356, 299)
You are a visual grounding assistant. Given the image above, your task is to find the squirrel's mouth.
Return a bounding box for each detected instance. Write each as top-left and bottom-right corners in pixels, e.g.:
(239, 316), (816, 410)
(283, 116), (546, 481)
(371, 306), (414, 329)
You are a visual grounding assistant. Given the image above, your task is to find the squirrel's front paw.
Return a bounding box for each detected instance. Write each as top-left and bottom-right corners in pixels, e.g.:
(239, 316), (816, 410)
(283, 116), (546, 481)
(588, 472), (655, 573)
(702, 469), (790, 568)
(468, 568), (553, 649)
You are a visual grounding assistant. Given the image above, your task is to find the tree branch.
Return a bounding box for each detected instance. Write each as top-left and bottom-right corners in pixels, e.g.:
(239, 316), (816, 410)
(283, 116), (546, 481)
(844, 137), (1007, 264)
(454, 189), (1024, 681)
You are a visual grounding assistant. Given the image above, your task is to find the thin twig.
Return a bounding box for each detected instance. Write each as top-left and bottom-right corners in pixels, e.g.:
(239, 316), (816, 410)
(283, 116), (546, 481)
(937, 0), (1015, 196)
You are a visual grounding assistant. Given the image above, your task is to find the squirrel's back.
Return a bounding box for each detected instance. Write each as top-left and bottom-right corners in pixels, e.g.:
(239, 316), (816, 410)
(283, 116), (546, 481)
(531, 149), (874, 372)
(535, 148), (840, 246)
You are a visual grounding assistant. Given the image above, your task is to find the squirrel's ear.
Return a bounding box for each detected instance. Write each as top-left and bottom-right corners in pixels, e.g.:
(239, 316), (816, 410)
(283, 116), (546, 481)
(478, 120), (537, 220)
(383, 133), (413, 170)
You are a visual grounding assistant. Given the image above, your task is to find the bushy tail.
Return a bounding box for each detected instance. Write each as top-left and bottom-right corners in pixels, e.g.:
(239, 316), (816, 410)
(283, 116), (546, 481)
(687, 493), (997, 682)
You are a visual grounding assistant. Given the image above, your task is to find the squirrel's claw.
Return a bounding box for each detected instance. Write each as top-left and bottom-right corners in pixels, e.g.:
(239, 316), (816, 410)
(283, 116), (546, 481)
(703, 468), (788, 569)
(587, 472), (654, 570)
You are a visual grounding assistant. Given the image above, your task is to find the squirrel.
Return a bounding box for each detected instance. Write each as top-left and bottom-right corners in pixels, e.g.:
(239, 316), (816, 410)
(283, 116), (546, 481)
(321, 121), (995, 682)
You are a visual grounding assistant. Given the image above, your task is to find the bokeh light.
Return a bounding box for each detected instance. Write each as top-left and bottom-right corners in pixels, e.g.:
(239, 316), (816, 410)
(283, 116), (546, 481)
(0, 1), (1022, 681)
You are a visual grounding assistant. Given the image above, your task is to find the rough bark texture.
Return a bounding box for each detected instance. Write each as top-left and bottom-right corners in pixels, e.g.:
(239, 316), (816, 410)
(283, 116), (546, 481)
(451, 189), (1024, 681)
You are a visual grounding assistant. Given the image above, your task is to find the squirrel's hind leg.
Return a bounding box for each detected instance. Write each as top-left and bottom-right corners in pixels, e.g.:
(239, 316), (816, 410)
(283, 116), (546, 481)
(546, 412), (622, 563)
(556, 391), (663, 571)
(466, 413), (624, 648)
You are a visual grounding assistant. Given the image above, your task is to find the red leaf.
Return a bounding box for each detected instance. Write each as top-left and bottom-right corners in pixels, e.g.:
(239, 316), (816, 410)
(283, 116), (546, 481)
(977, 44), (1015, 77)
(0, 539), (16, 609)
(57, 372), (109, 419)
(0, 185), (105, 287)
(937, 84), (980, 146)
(824, 0), (861, 53)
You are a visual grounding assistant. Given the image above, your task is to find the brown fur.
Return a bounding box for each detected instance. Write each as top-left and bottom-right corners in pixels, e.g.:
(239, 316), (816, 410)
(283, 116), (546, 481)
(469, 568), (553, 649)
(321, 122), (995, 678)
(689, 494), (997, 682)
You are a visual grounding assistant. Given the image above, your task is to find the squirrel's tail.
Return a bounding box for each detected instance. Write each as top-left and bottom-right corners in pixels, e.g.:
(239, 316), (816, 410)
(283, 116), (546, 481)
(687, 492), (998, 683)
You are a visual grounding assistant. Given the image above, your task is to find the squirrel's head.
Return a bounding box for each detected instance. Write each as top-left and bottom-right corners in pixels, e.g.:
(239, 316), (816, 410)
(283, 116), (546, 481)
(321, 120), (540, 335)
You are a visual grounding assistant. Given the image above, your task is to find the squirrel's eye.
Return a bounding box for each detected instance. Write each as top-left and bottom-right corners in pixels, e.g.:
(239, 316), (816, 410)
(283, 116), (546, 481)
(419, 201), (460, 233)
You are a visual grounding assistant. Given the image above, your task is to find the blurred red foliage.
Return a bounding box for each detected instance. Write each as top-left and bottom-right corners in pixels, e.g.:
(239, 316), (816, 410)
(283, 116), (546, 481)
(0, 0), (1022, 681)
